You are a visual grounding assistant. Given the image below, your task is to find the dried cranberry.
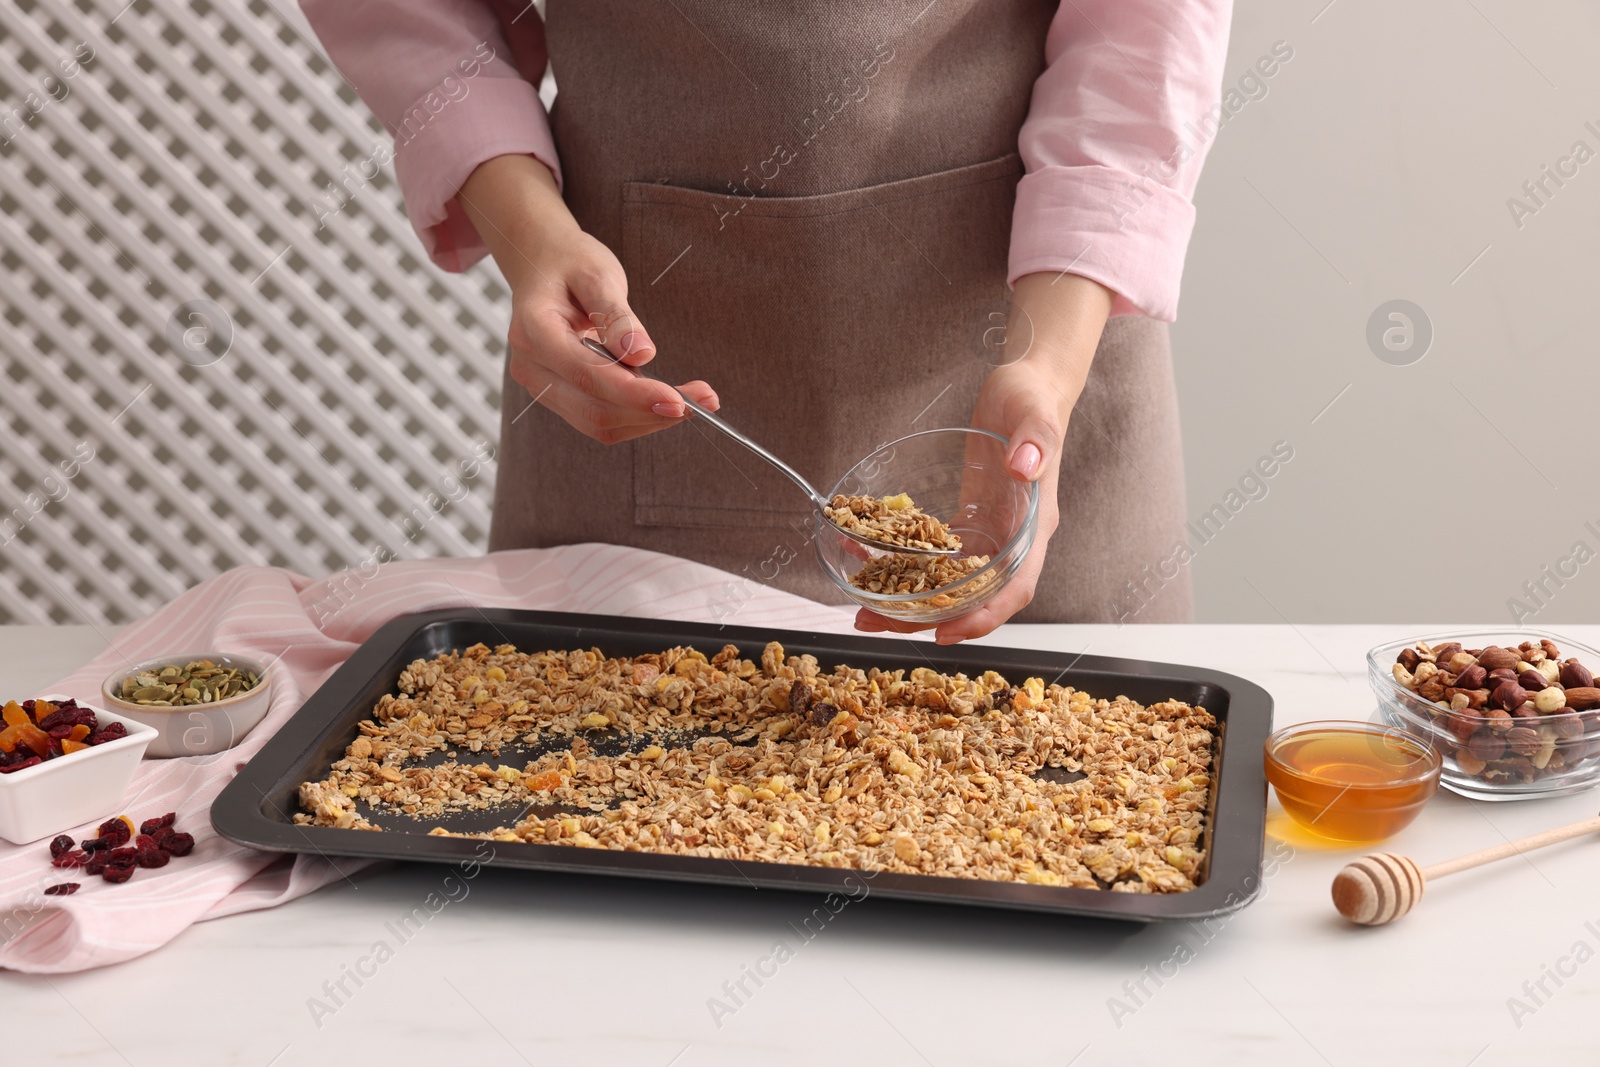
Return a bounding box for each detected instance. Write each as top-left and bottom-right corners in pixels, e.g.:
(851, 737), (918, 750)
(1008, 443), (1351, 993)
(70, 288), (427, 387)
(139, 812), (176, 836)
(97, 818), (132, 847)
(80, 836), (108, 853)
(135, 849), (169, 869)
(0, 756), (41, 773)
(134, 833), (160, 853)
(46, 724), (74, 740)
(51, 850), (88, 869)
(162, 832), (195, 857)
(43, 882), (80, 896)
(85, 722), (126, 746)
(84, 851), (111, 875)
(49, 834), (74, 859)
(100, 864), (134, 884)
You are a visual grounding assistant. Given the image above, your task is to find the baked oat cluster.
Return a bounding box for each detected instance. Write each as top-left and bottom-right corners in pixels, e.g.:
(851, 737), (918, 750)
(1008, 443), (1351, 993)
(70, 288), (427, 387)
(296, 641), (1215, 893)
(824, 493), (962, 551)
(848, 551), (994, 607)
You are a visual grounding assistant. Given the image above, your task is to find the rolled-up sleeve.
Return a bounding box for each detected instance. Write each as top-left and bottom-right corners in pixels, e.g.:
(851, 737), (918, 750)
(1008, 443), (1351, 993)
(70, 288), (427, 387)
(299, 0), (560, 271)
(1010, 2), (1233, 321)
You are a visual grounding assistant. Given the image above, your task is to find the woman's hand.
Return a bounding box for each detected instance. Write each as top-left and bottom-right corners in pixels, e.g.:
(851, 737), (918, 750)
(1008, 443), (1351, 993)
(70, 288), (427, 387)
(457, 154), (718, 444)
(855, 271), (1113, 643)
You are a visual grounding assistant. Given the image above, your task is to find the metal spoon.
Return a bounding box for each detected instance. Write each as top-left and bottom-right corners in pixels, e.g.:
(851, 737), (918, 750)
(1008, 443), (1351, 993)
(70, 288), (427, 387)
(578, 337), (958, 557)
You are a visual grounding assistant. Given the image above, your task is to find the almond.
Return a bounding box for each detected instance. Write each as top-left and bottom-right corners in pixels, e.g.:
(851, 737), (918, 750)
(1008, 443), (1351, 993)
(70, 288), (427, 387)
(1562, 686), (1600, 710)
(1477, 646), (1520, 671)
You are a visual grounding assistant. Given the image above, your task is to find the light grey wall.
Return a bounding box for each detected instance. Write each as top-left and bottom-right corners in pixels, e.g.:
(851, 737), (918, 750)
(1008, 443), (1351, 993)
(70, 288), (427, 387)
(1174, 0), (1600, 623)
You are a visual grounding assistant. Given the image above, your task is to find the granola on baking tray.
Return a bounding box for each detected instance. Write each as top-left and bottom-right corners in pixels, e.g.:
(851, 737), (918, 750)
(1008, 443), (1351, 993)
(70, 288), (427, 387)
(296, 641), (1216, 893)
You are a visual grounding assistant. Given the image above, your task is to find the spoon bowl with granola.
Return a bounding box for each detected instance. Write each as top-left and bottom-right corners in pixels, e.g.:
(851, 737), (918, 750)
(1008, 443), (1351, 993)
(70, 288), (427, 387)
(815, 428), (1038, 623)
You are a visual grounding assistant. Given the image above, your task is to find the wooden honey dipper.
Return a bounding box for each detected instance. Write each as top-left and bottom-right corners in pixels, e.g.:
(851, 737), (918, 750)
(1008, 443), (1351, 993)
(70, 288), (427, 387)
(1333, 812), (1600, 925)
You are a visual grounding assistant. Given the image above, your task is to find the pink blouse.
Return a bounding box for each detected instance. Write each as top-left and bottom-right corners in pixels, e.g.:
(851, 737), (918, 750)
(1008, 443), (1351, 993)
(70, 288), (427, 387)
(300, 1), (1231, 321)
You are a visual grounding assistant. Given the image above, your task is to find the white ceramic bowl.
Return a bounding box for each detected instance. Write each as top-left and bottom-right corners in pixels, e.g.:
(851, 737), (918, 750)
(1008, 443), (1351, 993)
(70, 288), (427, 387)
(101, 653), (272, 758)
(0, 694), (156, 845)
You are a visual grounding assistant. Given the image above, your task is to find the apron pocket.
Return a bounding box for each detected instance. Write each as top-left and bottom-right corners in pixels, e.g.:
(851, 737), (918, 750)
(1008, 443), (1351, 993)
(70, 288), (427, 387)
(622, 154), (1020, 530)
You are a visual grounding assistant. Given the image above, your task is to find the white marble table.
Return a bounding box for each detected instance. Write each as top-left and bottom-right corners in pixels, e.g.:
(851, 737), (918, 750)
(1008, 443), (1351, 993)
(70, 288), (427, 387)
(3, 623), (1595, 1066)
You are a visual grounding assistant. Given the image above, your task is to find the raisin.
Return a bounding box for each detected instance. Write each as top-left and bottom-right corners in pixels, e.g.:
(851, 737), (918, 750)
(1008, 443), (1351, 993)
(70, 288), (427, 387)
(789, 680), (813, 719)
(991, 687), (1017, 710)
(139, 812), (176, 836)
(135, 849), (170, 869)
(810, 701), (837, 727)
(49, 834), (74, 859)
(100, 864), (134, 884)
(162, 832), (195, 857)
(43, 883), (80, 896)
(51, 850), (88, 869)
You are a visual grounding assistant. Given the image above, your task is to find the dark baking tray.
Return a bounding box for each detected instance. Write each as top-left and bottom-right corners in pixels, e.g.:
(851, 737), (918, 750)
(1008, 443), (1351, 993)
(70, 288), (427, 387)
(213, 610), (1273, 922)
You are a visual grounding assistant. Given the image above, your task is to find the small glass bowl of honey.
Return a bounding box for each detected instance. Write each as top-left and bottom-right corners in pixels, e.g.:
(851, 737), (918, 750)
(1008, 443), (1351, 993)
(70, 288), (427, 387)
(1264, 720), (1442, 844)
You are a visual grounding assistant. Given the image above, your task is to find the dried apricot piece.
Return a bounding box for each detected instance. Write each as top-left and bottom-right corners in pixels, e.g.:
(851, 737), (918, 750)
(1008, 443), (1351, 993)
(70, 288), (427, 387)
(524, 770), (563, 792)
(1, 701), (27, 726)
(60, 739), (90, 754)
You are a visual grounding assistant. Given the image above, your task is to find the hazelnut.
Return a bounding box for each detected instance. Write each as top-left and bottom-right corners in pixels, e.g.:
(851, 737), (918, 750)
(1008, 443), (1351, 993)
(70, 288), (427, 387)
(1484, 708), (1513, 733)
(1433, 642), (1464, 663)
(1449, 691), (1471, 712)
(1534, 686), (1568, 713)
(1487, 667), (1519, 686)
(1505, 725), (1542, 757)
(1467, 731), (1506, 762)
(1447, 713), (1479, 744)
(1398, 647), (1422, 671)
(1465, 648), (1484, 658)
(1498, 755), (1537, 780)
(1549, 711), (1585, 741)
(1447, 651), (1477, 674)
(1477, 646), (1520, 671)
(1490, 681), (1528, 712)
(1455, 664), (1488, 690)
(1455, 749), (1488, 775)
(1560, 659), (1595, 689)
(1511, 703), (1539, 719)
(1517, 669), (1549, 692)
(1563, 686), (1600, 710)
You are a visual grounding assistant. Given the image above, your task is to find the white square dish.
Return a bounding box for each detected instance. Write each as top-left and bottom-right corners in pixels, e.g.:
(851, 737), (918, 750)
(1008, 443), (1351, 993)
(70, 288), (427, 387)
(0, 694), (157, 845)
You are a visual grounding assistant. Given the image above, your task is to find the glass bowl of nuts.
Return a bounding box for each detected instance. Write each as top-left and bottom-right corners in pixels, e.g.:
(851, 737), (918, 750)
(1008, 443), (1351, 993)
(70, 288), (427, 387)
(1370, 631), (1600, 801)
(101, 653), (272, 759)
(814, 428), (1039, 624)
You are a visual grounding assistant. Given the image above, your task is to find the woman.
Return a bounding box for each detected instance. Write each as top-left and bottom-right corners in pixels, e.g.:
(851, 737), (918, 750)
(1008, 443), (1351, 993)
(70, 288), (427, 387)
(302, 0), (1231, 640)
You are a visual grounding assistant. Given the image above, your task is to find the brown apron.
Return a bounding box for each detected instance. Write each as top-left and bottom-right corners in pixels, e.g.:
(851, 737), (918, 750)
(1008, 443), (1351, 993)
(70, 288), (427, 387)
(488, 0), (1193, 624)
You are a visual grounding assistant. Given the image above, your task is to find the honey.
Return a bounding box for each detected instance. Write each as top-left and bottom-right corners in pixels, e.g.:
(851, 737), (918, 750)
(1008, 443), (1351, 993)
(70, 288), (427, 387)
(1264, 723), (1440, 843)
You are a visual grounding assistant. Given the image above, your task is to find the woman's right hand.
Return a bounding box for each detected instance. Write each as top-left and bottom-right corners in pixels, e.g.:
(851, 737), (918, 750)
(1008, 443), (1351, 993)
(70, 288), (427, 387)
(457, 154), (718, 444)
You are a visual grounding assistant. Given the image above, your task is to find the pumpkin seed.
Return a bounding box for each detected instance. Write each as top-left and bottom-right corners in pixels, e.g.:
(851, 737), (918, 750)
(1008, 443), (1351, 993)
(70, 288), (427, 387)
(117, 659), (262, 707)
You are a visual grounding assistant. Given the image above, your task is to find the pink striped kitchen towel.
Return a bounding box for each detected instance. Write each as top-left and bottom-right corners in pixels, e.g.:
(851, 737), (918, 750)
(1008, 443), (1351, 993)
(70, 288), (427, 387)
(0, 544), (856, 973)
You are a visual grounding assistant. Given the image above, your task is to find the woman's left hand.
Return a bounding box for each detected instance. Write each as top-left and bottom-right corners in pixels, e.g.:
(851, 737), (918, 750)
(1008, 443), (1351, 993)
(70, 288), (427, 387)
(854, 272), (1114, 643)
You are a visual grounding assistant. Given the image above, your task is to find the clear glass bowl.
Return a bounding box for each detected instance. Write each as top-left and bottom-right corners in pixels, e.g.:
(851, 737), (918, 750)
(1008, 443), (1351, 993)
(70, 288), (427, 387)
(1263, 719), (1440, 843)
(1368, 630), (1600, 801)
(814, 428), (1038, 624)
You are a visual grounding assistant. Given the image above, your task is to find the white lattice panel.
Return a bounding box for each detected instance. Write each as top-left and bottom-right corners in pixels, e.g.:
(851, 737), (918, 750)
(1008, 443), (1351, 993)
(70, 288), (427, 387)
(0, 0), (509, 624)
